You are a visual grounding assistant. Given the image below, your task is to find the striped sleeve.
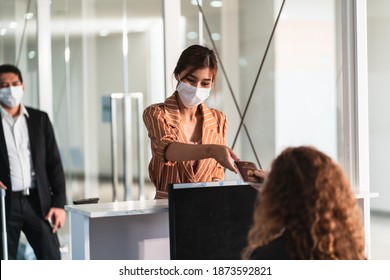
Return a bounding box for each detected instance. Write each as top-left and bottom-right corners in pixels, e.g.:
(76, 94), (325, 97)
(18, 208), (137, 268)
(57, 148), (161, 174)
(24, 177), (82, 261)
(143, 104), (176, 165)
(210, 109), (227, 180)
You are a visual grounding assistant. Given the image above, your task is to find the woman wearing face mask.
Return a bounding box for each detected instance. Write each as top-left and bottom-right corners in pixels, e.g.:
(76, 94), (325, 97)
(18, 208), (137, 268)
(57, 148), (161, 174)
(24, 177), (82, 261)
(143, 45), (239, 199)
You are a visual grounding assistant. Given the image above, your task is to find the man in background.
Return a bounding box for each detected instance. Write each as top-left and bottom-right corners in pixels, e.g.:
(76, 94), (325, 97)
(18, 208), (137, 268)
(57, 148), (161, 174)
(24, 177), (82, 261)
(0, 64), (66, 259)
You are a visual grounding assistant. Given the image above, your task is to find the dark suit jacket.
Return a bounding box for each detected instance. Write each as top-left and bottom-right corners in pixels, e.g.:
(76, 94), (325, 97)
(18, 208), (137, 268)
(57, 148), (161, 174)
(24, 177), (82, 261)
(0, 106), (66, 218)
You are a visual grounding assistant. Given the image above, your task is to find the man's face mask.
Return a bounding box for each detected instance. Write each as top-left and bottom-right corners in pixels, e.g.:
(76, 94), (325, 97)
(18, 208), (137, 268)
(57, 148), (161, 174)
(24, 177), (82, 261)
(176, 81), (211, 108)
(0, 85), (24, 108)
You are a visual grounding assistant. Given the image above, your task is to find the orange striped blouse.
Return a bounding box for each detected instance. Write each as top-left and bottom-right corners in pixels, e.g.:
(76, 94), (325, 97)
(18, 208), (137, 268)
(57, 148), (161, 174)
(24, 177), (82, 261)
(143, 92), (227, 198)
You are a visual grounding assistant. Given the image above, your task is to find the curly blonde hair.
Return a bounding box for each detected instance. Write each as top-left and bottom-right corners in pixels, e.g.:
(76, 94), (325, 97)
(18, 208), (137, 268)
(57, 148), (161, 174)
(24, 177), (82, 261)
(242, 146), (366, 259)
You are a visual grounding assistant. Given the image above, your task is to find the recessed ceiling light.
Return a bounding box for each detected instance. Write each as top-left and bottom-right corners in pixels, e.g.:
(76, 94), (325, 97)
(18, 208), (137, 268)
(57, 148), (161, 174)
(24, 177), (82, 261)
(211, 33), (221, 41)
(9, 22), (18, 29)
(0, 28), (7, 36)
(210, 1), (223, 8)
(187, 31), (198, 40)
(239, 58), (248, 67)
(25, 13), (34, 20)
(99, 29), (110, 37)
(28, 51), (36, 59)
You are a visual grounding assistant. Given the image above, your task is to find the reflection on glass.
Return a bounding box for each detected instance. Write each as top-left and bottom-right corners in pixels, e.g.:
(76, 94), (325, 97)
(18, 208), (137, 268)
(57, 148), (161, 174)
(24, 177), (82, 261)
(1, 0), (346, 201)
(0, 0), (38, 107)
(51, 0), (164, 202)
(181, 0), (343, 174)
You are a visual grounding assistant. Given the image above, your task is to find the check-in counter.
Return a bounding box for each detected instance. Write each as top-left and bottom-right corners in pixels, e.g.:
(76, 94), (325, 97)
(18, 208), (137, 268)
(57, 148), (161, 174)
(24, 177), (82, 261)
(65, 199), (169, 260)
(65, 190), (378, 260)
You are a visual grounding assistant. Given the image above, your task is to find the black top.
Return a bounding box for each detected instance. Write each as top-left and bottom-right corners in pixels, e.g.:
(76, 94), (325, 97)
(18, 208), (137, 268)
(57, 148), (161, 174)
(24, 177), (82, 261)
(250, 234), (291, 260)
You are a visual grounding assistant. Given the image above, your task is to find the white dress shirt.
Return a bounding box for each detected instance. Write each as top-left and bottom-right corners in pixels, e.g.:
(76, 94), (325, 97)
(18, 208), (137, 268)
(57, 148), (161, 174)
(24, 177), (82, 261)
(1, 104), (35, 192)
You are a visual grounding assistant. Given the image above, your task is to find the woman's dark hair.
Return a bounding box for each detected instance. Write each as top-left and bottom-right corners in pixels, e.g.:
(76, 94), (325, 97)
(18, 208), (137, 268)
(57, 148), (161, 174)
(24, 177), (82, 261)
(173, 45), (218, 86)
(0, 64), (23, 83)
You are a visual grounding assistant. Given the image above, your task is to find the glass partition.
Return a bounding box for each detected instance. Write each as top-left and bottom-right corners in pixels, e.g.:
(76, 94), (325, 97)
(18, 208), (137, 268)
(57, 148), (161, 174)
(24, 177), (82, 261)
(1, 0), (385, 261)
(0, 0), (39, 107)
(50, 0), (164, 202)
(2, 0), (345, 200)
(179, 0), (343, 180)
(367, 0), (390, 213)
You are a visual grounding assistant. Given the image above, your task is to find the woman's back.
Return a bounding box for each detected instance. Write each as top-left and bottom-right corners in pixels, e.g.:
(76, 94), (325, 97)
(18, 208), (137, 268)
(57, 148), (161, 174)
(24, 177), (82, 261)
(243, 146), (366, 260)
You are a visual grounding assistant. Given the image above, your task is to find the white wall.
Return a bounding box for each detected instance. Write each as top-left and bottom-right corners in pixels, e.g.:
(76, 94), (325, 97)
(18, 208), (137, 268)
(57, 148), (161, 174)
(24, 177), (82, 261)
(367, 0), (390, 213)
(275, 0), (338, 159)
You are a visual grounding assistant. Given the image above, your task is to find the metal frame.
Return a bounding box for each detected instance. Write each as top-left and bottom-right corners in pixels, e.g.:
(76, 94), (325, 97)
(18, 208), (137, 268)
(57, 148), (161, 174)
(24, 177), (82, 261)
(1, 189), (7, 260)
(37, 0), (54, 120)
(110, 92), (145, 201)
(341, 0), (371, 257)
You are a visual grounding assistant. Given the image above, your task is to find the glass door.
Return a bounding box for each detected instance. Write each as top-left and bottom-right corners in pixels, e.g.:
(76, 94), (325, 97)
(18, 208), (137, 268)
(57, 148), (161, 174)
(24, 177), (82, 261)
(50, 0), (164, 202)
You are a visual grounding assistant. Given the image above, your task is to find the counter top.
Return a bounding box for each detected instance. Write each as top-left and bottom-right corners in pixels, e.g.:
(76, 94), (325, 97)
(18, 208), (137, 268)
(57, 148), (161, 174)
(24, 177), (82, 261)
(64, 189), (378, 219)
(65, 199), (168, 218)
(354, 191), (379, 199)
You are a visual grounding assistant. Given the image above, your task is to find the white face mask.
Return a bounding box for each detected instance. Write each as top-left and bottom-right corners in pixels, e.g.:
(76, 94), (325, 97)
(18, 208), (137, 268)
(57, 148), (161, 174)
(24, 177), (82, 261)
(177, 81), (211, 108)
(0, 85), (24, 108)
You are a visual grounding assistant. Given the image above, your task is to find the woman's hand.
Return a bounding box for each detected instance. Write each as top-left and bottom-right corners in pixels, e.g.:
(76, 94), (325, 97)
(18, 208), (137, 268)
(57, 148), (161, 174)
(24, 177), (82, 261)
(253, 169), (268, 181)
(209, 145), (239, 173)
